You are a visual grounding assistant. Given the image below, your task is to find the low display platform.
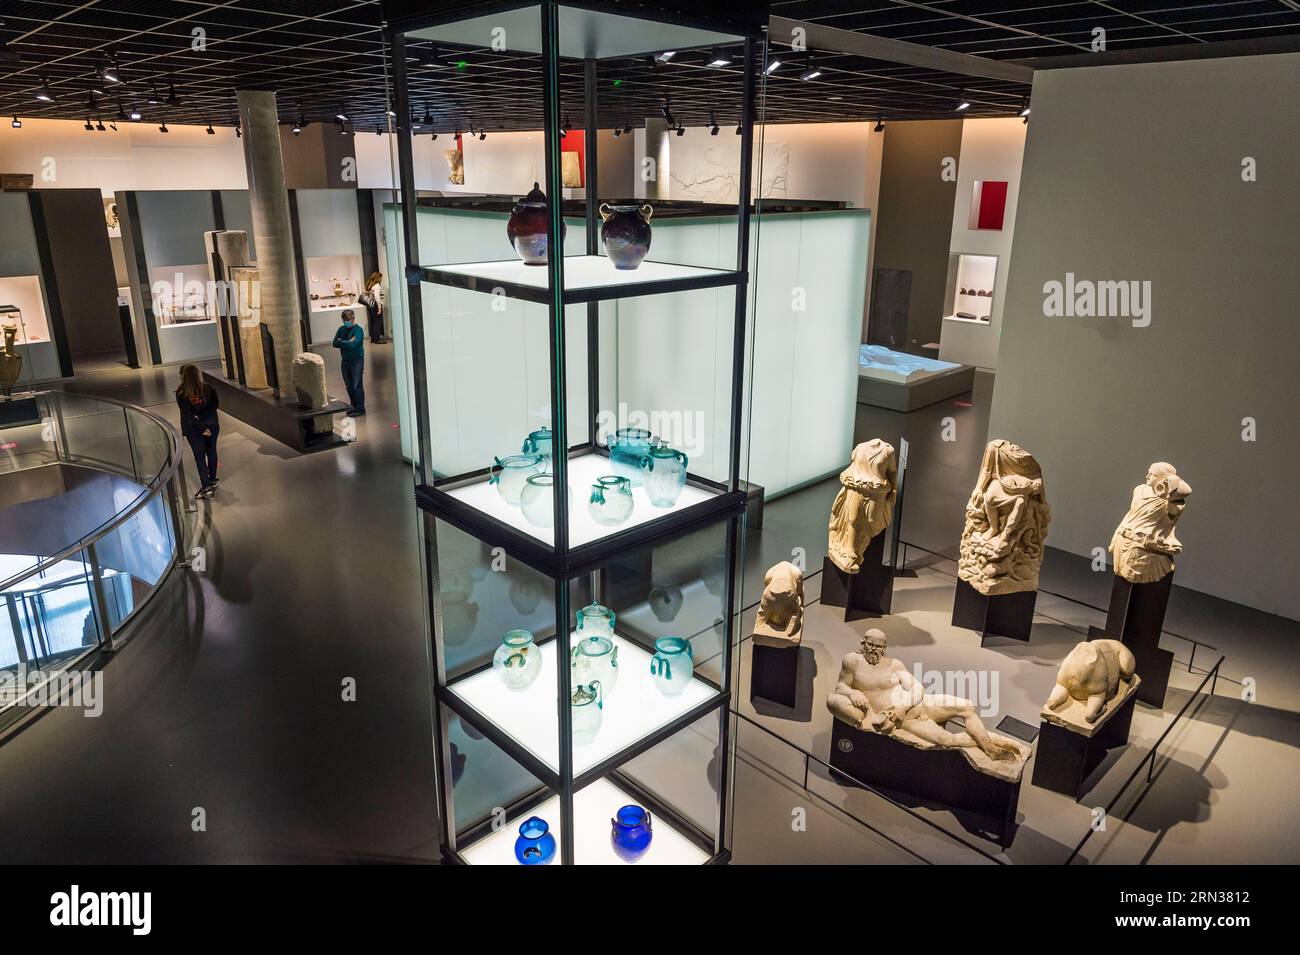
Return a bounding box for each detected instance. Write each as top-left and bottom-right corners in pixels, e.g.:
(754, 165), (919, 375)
(1033, 685), (1139, 798)
(857, 344), (975, 412)
(201, 368), (348, 454)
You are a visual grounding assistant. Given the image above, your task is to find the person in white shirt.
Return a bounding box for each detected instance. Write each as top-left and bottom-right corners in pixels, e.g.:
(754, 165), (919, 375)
(359, 271), (389, 344)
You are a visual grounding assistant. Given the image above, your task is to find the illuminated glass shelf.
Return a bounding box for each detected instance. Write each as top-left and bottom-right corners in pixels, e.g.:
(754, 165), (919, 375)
(440, 452), (723, 550)
(419, 254), (742, 305)
(459, 776), (711, 865)
(448, 632), (717, 779)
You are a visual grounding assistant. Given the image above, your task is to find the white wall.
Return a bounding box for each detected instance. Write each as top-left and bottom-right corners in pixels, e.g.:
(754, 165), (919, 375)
(355, 130), (547, 194)
(989, 53), (1300, 620)
(0, 118), (247, 195)
(939, 117), (1026, 370)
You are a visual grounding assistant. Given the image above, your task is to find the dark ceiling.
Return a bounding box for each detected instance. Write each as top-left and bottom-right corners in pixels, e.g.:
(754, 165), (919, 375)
(1, 1), (1297, 133)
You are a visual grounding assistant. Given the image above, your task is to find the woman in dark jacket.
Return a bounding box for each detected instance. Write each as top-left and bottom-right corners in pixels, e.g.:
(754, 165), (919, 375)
(176, 363), (221, 498)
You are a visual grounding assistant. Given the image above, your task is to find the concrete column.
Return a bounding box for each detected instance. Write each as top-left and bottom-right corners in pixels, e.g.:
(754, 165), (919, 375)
(236, 89), (303, 398)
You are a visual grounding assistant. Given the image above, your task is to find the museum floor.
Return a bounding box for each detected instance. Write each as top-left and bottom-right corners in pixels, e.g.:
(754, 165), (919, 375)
(0, 354), (1295, 864)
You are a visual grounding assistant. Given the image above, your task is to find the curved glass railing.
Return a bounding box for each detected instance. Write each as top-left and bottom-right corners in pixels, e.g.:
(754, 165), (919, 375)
(0, 391), (189, 727)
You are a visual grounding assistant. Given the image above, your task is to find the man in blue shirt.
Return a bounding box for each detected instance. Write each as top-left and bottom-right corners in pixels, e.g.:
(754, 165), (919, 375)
(332, 309), (366, 416)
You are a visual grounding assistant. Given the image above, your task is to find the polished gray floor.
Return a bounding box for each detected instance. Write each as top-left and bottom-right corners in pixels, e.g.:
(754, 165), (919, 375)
(0, 353), (1295, 864)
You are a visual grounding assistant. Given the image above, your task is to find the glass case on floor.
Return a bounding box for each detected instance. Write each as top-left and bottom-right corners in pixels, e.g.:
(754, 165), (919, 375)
(386, 0), (769, 864)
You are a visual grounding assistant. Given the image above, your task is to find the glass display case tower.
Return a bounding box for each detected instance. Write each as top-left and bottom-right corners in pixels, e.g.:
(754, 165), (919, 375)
(385, 0), (768, 864)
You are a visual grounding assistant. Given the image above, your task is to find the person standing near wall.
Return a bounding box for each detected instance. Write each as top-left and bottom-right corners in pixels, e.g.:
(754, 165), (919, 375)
(175, 363), (221, 499)
(359, 271), (388, 344)
(332, 308), (366, 417)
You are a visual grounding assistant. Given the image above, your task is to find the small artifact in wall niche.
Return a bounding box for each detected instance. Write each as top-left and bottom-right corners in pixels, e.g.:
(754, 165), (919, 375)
(957, 439), (1050, 595)
(1109, 463), (1191, 584)
(443, 148), (465, 185)
(1, 323), (23, 397)
(1043, 639), (1139, 727)
(751, 561), (805, 648)
(599, 203), (654, 270)
(507, 182), (565, 266)
(827, 438), (897, 574)
(290, 352), (333, 434)
(827, 629), (1029, 780)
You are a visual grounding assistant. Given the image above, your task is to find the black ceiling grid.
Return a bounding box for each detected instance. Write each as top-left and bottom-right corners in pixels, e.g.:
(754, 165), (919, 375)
(2, 2), (1297, 132)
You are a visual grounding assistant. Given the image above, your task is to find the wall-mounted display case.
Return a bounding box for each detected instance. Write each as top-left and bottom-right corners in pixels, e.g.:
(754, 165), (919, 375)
(305, 253), (363, 339)
(386, 0), (769, 865)
(943, 252), (998, 325)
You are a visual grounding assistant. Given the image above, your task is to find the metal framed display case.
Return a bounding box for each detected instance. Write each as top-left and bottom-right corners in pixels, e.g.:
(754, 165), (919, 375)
(385, 0), (769, 864)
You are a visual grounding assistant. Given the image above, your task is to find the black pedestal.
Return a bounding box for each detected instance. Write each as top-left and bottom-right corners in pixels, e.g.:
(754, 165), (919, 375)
(820, 531), (893, 619)
(1089, 625), (1171, 708)
(1100, 573), (1175, 707)
(829, 719), (1022, 847)
(1031, 691), (1137, 797)
(951, 578), (1037, 642)
(750, 644), (799, 708)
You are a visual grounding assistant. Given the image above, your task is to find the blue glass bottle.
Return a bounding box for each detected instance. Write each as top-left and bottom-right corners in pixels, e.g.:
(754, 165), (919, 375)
(514, 816), (556, 865)
(610, 804), (654, 861)
(521, 426), (553, 470)
(605, 427), (654, 487)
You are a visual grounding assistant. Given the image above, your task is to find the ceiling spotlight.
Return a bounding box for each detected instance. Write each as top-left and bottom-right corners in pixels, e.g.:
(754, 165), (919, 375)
(613, 127), (621, 138)
(96, 118), (106, 131)
(708, 47), (731, 67)
(10, 116), (21, 129)
(84, 118), (93, 131)
(709, 112), (719, 136)
(1019, 98), (1031, 117)
(874, 116), (885, 132)
(235, 125), (242, 138)
(431, 131), (438, 140)
(102, 54), (120, 85)
(656, 50), (675, 63)
(955, 91), (971, 111)
(129, 107), (142, 121)
(478, 129), (486, 141)
(765, 57), (782, 75)
(159, 122), (169, 133)
(108, 120), (118, 131)
(418, 44), (442, 68)
(675, 124), (685, 137)
(336, 107), (349, 122)
(559, 115), (570, 138)
(292, 123), (302, 135)
(422, 108), (433, 126)
(623, 121), (632, 134)
(799, 54), (821, 82)
(206, 123), (215, 135)
(166, 76), (181, 106)
(735, 124), (741, 135)
(339, 121), (350, 135)
(660, 99), (675, 129)
(35, 79), (55, 103)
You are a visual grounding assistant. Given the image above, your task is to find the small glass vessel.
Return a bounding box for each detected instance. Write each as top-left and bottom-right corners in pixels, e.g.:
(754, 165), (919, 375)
(575, 601), (615, 638)
(521, 426), (553, 470)
(490, 453), (544, 506)
(610, 804), (654, 862)
(492, 629), (542, 691)
(606, 427), (654, 487)
(641, 439), (689, 508)
(571, 680), (603, 746)
(649, 637), (694, 696)
(588, 475), (634, 526)
(520, 474), (570, 528)
(514, 816), (557, 865)
(572, 635), (619, 696)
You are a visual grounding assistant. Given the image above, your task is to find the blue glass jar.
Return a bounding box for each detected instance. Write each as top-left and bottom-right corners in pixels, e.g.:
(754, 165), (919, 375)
(606, 427), (654, 487)
(588, 475), (634, 526)
(490, 453), (544, 506)
(610, 804), (654, 861)
(514, 816), (557, 865)
(575, 601), (615, 639)
(521, 426), (553, 469)
(649, 637), (694, 696)
(641, 439), (688, 508)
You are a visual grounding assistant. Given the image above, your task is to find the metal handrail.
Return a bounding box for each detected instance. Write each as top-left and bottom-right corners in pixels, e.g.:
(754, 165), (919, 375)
(0, 391), (184, 593)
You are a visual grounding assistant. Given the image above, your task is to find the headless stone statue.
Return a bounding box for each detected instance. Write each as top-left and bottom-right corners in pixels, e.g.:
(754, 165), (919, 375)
(827, 438), (896, 574)
(958, 439), (1050, 595)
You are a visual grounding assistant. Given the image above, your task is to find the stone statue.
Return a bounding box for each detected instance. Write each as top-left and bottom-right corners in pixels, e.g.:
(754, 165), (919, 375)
(1109, 463), (1191, 584)
(291, 352), (333, 434)
(827, 439), (897, 574)
(751, 561), (804, 648)
(1043, 638), (1139, 727)
(827, 629), (1029, 779)
(0, 323), (22, 397)
(444, 148), (465, 185)
(958, 439), (1050, 595)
